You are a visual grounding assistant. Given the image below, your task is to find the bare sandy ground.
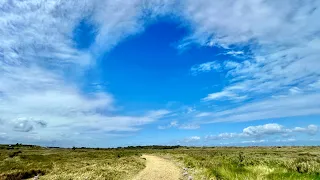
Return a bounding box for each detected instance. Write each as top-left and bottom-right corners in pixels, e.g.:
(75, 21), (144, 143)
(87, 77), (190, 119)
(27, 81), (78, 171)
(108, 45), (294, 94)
(133, 154), (182, 180)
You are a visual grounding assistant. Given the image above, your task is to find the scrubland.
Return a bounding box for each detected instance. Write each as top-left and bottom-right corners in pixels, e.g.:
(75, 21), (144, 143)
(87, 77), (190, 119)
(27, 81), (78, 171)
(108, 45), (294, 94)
(162, 146), (320, 180)
(0, 145), (144, 180)
(1, 145), (320, 180)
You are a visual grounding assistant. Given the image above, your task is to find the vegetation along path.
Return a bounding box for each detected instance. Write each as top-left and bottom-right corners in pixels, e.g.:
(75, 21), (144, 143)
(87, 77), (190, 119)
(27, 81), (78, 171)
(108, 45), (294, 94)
(133, 154), (182, 180)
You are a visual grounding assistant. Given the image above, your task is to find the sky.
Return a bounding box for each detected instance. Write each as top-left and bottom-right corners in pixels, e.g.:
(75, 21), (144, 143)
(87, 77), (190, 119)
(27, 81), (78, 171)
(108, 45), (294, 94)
(0, 0), (320, 147)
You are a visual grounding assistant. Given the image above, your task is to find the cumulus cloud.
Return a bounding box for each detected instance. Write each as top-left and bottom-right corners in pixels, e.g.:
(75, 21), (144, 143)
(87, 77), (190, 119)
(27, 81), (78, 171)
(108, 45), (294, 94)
(11, 118), (47, 133)
(205, 133), (238, 140)
(293, 125), (318, 135)
(184, 136), (201, 142)
(205, 123), (319, 141)
(13, 120), (34, 132)
(242, 124), (288, 137)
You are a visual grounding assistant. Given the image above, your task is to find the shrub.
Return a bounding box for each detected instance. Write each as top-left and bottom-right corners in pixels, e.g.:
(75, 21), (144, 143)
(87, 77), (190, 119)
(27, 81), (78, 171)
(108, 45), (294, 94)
(1, 170), (45, 180)
(8, 150), (22, 158)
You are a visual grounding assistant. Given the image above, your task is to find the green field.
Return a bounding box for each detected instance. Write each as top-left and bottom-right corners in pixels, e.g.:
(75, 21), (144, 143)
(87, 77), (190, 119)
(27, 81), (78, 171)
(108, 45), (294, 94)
(1, 145), (320, 180)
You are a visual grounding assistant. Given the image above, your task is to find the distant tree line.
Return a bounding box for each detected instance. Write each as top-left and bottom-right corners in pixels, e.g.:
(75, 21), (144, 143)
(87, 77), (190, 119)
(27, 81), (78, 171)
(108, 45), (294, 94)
(0, 143), (42, 150)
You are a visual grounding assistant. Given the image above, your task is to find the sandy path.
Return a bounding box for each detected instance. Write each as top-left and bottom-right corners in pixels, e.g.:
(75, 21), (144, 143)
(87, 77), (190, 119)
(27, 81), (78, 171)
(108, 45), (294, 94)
(133, 154), (182, 180)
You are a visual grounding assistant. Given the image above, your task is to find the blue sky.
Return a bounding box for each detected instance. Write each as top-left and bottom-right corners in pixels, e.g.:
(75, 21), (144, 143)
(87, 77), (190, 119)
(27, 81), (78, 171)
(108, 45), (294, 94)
(0, 0), (320, 147)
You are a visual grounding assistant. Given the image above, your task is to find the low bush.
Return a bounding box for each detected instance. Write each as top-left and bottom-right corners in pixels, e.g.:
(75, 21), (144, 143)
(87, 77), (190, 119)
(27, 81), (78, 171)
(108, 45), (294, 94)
(8, 150), (22, 158)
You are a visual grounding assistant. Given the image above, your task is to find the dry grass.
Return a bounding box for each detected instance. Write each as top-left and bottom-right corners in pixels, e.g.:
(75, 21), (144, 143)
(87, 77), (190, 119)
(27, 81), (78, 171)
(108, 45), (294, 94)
(163, 146), (320, 180)
(0, 147), (145, 180)
(1, 145), (320, 180)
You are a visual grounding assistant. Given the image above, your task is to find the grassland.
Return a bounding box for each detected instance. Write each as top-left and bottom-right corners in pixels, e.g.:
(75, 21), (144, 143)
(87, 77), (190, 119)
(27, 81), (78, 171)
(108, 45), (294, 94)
(160, 146), (320, 180)
(0, 145), (145, 180)
(1, 145), (320, 180)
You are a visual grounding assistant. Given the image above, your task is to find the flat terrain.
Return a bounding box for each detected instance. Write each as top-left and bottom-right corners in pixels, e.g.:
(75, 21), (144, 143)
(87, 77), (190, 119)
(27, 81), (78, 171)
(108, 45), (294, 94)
(1, 145), (320, 180)
(0, 146), (145, 180)
(133, 155), (181, 180)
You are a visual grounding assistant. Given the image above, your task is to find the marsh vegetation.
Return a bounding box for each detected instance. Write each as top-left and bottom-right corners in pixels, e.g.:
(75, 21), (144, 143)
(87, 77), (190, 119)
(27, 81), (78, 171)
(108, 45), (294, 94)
(1, 145), (320, 180)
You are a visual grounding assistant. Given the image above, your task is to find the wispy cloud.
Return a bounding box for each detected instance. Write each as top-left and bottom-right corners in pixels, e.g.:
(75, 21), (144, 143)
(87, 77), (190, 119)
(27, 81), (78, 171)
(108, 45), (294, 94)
(190, 61), (221, 75)
(158, 121), (179, 129)
(196, 93), (320, 123)
(1, 0), (320, 146)
(203, 91), (247, 101)
(225, 50), (244, 57)
(0, 0), (172, 146)
(158, 121), (200, 130)
(181, 0), (320, 108)
(179, 124), (200, 130)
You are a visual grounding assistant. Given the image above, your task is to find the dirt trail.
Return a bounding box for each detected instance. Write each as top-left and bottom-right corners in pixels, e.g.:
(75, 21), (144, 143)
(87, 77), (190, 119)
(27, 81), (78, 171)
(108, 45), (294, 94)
(133, 154), (182, 180)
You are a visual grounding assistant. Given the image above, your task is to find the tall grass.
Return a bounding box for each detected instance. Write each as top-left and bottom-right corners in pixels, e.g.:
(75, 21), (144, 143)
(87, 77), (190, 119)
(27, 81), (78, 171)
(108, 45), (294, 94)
(166, 147), (320, 180)
(1, 146), (320, 180)
(0, 147), (145, 180)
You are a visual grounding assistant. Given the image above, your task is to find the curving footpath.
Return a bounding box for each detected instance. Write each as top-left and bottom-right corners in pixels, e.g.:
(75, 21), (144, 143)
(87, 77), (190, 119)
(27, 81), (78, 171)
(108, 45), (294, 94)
(133, 155), (182, 180)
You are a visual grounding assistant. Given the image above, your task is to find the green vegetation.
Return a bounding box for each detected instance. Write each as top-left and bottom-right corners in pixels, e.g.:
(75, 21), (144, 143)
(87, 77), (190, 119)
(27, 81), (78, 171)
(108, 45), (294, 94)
(1, 144), (320, 180)
(0, 145), (145, 180)
(164, 146), (320, 180)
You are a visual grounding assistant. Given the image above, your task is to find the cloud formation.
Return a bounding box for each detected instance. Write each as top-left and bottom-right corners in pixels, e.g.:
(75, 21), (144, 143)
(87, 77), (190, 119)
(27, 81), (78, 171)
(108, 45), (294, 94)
(190, 61), (221, 75)
(203, 91), (247, 101)
(0, 0), (173, 146)
(195, 93), (320, 123)
(205, 123), (318, 141)
(1, 0), (319, 146)
(182, 0), (320, 104)
(158, 121), (200, 130)
(184, 136), (201, 143)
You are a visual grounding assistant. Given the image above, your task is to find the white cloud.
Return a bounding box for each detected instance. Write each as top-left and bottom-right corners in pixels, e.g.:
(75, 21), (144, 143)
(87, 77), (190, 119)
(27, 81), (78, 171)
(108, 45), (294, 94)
(205, 133), (238, 140)
(309, 80), (320, 89)
(180, 0), (320, 105)
(205, 123), (318, 141)
(289, 87), (303, 95)
(158, 121), (200, 130)
(199, 93), (320, 123)
(224, 61), (241, 70)
(293, 125), (318, 135)
(179, 124), (200, 130)
(1, 0), (320, 145)
(242, 124), (288, 137)
(225, 50), (244, 57)
(195, 112), (211, 117)
(181, 0), (320, 47)
(13, 119), (35, 132)
(184, 136), (201, 142)
(241, 139), (266, 144)
(0, 108), (170, 146)
(158, 120), (178, 129)
(190, 61), (221, 75)
(186, 107), (196, 114)
(203, 90), (247, 101)
(275, 138), (296, 143)
(0, 0), (173, 146)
